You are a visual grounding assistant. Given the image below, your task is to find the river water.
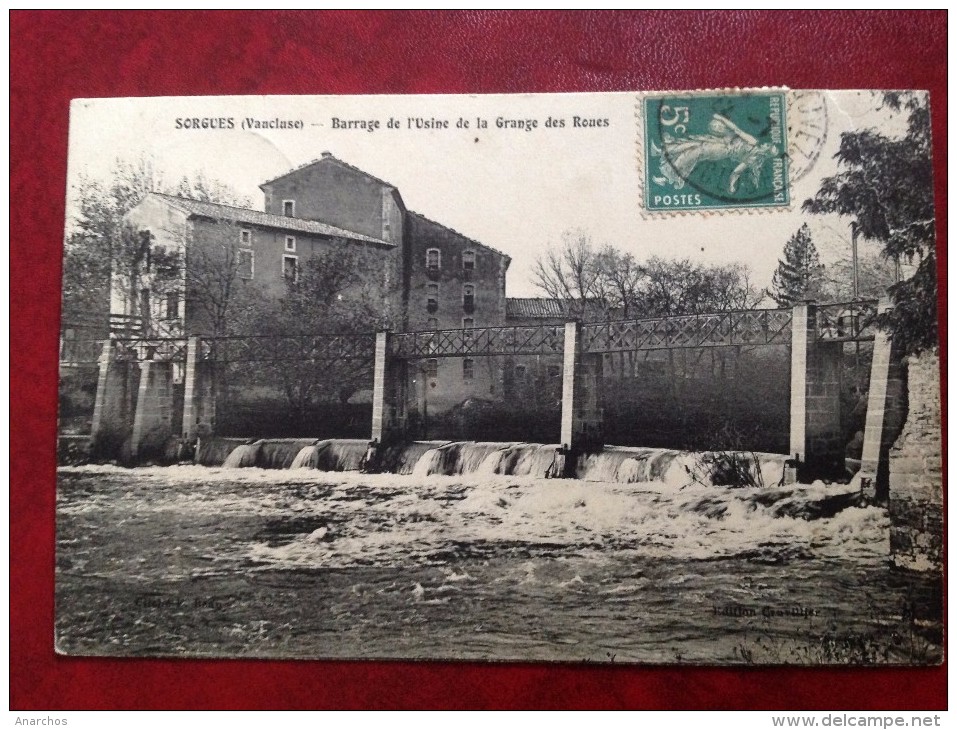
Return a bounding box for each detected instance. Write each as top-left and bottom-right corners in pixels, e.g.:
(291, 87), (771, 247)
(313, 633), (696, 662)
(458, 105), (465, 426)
(55, 465), (942, 664)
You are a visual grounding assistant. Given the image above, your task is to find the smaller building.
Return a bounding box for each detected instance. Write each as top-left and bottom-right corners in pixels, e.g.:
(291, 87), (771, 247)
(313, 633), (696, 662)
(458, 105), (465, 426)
(117, 154), (513, 423)
(120, 192), (396, 338)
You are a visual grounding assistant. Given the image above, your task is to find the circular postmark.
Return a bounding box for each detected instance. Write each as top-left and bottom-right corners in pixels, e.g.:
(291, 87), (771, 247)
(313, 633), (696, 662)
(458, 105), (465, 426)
(785, 90), (829, 184)
(647, 91), (790, 210)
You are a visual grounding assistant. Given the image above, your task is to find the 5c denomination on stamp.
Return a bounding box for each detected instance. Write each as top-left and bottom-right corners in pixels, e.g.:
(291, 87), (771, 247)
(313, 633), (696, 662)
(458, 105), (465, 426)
(643, 90), (789, 212)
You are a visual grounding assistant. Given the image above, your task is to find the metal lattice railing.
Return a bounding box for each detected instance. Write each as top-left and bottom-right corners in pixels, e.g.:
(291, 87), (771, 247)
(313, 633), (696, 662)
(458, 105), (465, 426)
(815, 300), (879, 342)
(390, 325), (566, 359)
(70, 302), (882, 369)
(204, 333), (377, 363)
(113, 336), (189, 363)
(581, 308), (794, 353)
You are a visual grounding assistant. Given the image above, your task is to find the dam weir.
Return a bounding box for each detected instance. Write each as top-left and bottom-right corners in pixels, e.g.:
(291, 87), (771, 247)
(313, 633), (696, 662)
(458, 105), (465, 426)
(208, 437), (789, 487)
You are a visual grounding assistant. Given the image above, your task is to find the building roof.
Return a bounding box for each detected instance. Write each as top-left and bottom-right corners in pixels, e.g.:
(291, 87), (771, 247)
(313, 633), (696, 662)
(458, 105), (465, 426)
(506, 298), (576, 318)
(149, 193), (394, 247)
(506, 298), (610, 319)
(258, 153), (401, 200)
(408, 211), (511, 264)
(258, 155), (510, 263)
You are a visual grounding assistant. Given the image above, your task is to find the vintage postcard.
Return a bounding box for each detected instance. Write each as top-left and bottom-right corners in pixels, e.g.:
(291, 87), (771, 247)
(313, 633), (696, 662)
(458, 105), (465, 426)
(56, 90), (942, 664)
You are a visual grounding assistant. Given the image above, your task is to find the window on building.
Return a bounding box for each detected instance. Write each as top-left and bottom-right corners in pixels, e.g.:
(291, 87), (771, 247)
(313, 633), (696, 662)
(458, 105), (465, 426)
(240, 229), (251, 245)
(427, 317), (438, 330)
(425, 358), (438, 379)
(462, 249), (475, 271)
(514, 364), (527, 379)
(238, 249), (254, 279)
(463, 283), (475, 312)
(285, 235), (296, 252)
(163, 291), (179, 320)
(283, 200), (295, 217)
(140, 231), (153, 272)
(426, 248), (441, 270)
(152, 247), (180, 280)
(548, 364), (562, 378)
(463, 358), (475, 380)
(283, 254), (298, 282)
(426, 282), (439, 313)
(139, 288), (151, 320)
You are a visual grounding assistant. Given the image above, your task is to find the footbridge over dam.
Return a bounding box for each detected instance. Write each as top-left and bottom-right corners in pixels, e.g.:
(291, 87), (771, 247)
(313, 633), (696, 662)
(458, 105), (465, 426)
(85, 299), (902, 484)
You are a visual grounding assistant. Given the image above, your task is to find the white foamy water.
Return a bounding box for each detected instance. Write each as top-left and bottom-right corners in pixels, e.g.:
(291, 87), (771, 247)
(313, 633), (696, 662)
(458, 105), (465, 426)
(56, 465), (939, 664)
(58, 464), (887, 569)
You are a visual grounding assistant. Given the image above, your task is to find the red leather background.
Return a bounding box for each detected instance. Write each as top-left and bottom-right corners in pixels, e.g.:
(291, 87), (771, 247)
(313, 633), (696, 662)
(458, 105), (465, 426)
(10, 10), (947, 710)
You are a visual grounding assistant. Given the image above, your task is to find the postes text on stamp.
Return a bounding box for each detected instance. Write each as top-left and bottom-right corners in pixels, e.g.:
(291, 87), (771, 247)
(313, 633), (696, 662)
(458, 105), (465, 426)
(644, 91), (789, 212)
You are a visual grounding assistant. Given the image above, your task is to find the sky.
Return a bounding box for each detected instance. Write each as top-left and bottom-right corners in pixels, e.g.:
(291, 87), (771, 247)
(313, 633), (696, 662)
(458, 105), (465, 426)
(66, 91), (912, 298)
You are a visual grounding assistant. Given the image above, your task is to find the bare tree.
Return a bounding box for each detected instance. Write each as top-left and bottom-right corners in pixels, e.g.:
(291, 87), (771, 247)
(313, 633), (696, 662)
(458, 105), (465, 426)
(533, 230), (762, 321)
(637, 257), (763, 316)
(250, 246), (402, 413)
(63, 154), (250, 334)
(594, 245), (646, 317)
(531, 230), (604, 317)
(180, 222), (264, 337)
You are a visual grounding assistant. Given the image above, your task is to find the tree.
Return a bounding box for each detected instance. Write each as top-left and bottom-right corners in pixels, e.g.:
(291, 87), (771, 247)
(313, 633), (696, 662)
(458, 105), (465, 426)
(531, 230), (607, 318)
(62, 156), (250, 332)
(769, 224), (826, 307)
(62, 160), (162, 329)
(166, 221), (266, 338)
(639, 257), (763, 316)
(804, 92), (937, 354)
(532, 231), (763, 319)
(172, 172), (251, 206)
(821, 245), (900, 302)
(593, 245), (645, 317)
(250, 247), (401, 414)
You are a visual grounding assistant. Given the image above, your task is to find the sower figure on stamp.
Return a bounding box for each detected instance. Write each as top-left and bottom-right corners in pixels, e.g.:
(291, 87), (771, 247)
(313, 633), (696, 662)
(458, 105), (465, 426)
(656, 113), (779, 194)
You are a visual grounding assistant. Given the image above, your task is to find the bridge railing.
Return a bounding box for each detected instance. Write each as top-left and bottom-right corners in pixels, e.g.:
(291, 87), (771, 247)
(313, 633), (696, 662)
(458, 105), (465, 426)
(390, 324), (566, 359)
(89, 300), (881, 367)
(112, 336), (189, 363)
(202, 333), (377, 363)
(581, 308), (795, 353)
(815, 300), (879, 342)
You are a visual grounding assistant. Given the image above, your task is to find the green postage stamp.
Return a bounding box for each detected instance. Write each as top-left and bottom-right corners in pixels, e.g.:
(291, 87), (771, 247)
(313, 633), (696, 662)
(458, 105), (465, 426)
(643, 90), (789, 212)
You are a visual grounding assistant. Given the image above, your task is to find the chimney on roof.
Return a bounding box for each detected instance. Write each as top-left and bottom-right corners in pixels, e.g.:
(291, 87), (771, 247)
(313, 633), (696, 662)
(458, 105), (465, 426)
(321, 151), (332, 158)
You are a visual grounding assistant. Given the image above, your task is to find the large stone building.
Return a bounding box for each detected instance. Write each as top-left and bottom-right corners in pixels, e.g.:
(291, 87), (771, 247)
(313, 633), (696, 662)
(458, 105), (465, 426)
(119, 153), (513, 417)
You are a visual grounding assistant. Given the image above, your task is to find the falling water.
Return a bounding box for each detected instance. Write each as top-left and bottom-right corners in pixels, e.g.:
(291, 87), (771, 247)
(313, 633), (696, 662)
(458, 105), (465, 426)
(220, 438), (788, 486)
(221, 440), (263, 468)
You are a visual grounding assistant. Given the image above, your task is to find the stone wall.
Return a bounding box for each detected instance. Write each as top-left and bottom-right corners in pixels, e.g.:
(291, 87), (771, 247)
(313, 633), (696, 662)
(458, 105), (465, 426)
(888, 352), (943, 572)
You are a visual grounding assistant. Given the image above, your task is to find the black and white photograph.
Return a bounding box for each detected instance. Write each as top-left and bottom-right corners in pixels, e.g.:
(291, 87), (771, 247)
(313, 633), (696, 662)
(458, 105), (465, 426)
(55, 90), (942, 665)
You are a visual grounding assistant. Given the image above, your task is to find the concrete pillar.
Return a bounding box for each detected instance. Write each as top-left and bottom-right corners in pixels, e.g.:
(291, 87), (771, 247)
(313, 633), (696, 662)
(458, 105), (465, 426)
(790, 303), (843, 476)
(856, 298), (903, 497)
(182, 335), (216, 441)
(130, 359), (175, 458)
(90, 339), (136, 457)
(788, 303), (811, 461)
(371, 332), (389, 442)
(560, 321), (603, 452)
(90, 339), (116, 440)
(371, 331), (406, 443)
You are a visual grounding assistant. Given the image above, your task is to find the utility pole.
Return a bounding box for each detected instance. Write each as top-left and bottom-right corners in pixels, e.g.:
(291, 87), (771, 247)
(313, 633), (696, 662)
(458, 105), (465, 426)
(851, 221), (860, 300)
(851, 221), (861, 367)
